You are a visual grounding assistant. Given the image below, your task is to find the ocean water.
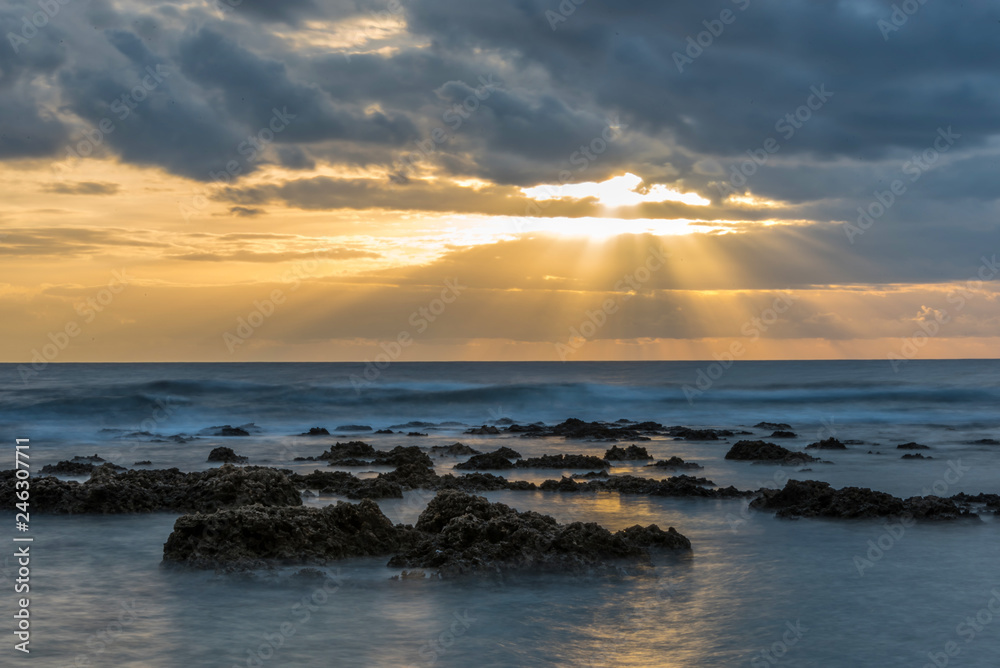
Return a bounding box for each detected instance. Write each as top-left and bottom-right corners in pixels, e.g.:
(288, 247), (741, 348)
(2, 360), (999, 667)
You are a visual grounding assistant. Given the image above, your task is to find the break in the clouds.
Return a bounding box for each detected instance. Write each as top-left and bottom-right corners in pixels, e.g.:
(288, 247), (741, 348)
(1, 0), (998, 361)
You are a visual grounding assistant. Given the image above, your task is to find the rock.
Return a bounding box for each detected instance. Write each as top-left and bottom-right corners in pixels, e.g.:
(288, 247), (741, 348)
(387, 490), (690, 576)
(300, 427), (330, 436)
(133, 460), (152, 466)
(335, 425), (373, 432)
(493, 447), (522, 460)
(515, 454), (609, 469)
(646, 457), (703, 471)
(163, 500), (421, 569)
(71, 454), (105, 463)
(539, 474), (750, 499)
(604, 445), (652, 461)
(0, 464), (300, 514)
(371, 446), (434, 468)
(318, 441), (377, 462)
(571, 471), (611, 479)
(725, 441), (819, 464)
(805, 438), (847, 450)
(407, 432), (428, 437)
(207, 447), (248, 464)
(770, 431), (797, 439)
(465, 425), (500, 435)
(843, 440), (865, 445)
(290, 471), (404, 499)
(212, 426), (250, 437)
(454, 452), (514, 470)
(664, 426), (733, 441)
(896, 442), (931, 450)
(375, 429), (394, 434)
(430, 443), (481, 456)
(968, 438), (1000, 445)
(41, 460), (125, 475)
(901, 454), (933, 460)
(755, 422), (792, 431)
(749, 480), (974, 520)
(508, 419), (660, 442)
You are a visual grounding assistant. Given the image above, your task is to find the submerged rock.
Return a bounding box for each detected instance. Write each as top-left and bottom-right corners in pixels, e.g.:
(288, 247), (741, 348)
(207, 447), (248, 464)
(336, 425), (373, 432)
(465, 425), (501, 435)
(163, 500), (421, 569)
(604, 445), (652, 461)
(896, 442), (931, 450)
(0, 464), (301, 514)
(770, 431), (798, 439)
(300, 427), (331, 436)
(805, 438), (847, 450)
(901, 454), (933, 460)
(41, 460), (124, 475)
(387, 490), (690, 576)
(430, 443), (481, 456)
(725, 441), (819, 464)
(749, 480), (974, 521)
(646, 457), (703, 471)
(454, 452), (514, 470)
(754, 422), (792, 431)
(539, 474), (749, 499)
(515, 454), (609, 469)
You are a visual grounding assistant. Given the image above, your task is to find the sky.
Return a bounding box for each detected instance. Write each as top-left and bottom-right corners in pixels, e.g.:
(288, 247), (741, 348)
(1, 0), (998, 363)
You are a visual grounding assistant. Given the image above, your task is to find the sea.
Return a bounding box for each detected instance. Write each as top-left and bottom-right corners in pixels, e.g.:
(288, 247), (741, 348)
(1, 360), (998, 667)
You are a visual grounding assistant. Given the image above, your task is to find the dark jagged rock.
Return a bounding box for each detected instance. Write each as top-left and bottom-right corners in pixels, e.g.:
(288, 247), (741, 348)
(213, 426), (250, 437)
(901, 454), (933, 460)
(515, 454), (609, 469)
(318, 441), (377, 462)
(664, 426), (733, 441)
(207, 447), (248, 464)
(539, 474), (750, 499)
(726, 441), (819, 464)
(896, 442), (930, 450)
(375, 429), (394, 434)
(755, 422), (792, 431)
(335, 425), (372, 432)
(805, 438), (847, 450)
(646, 457), (703, 471)
(430, 443), (481, 456)
(371, 446), (434, 468)
(41, 460), (124, 475)
(435, 472), (537, 492)
(465, 425), (500, 435)
(951, 493), (1000, 514)
(770, 431), (797, 439)
(300, 427), (330, 436)
(71, 454), (105, 463)
(0, 464), (300, 514)
(163, 500), (421, 569)
(494, 446), (522, 460)
(326, 458), (371, 467)
(749, 480), (974, 521)
(133, 460), (152, 466)
(544, 418), (657, 441)
(289, 470), (404, 499)
(572, 471), (610, 479)
(454, 452), (514, 470)
(604, 445), (652, 461)
(407, 432), (428, 437)
(387, 490), (690, 576)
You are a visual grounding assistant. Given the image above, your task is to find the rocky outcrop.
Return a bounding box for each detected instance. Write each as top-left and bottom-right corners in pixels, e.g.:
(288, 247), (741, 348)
(725, 441), (819, 464)
(749, 480), (975, 520)
(430, 443), (481, 456)
(371, 446), (434, 468)
(211, 425), (250, 437)
(770, 431), (797, 439)
(300, 427), (330, 436)
(0, 464), (301, 514)
(646, 457), (703, 471)
(163, 500), (421, 569)
(289, 471), (403, 499)
(515, 454), (609, 469)
(805, 438), (846, 450)
(896, 442), (930, 450)
(386, 490), (690, 576)
(318, 441), (377, 462)
(664, 426), (734, 441)
(41, 460), (124, 475)
(604, 445), (652, 461)
(493, 447), (522, 460)
(207, 447), (248, 463)
(454, 452), (515, 470)
(539, 474), (750, 499)
(465, 425), (500, 435)
(754, 422), (792, 431)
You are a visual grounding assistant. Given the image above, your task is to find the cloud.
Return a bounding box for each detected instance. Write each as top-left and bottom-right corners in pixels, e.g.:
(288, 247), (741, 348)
(41, 182), (120, 196)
